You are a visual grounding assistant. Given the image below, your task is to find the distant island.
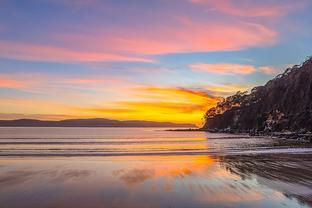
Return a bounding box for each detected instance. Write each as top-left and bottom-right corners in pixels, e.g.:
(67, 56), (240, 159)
(202, 57), (312, 138)
(0, 118), (195, 128)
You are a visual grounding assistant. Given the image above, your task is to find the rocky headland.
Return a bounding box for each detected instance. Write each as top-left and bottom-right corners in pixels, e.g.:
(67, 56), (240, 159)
(202, 57), (312, 142)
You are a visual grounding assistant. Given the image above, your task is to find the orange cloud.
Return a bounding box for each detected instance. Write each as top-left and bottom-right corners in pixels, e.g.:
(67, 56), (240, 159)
(117, 101), (208, 114)
(189, 63), (256, 74)
(0, 77), (27, 89)
(113, 155), (215, 188)
(0, 73), (225, 125)
(137, 87), (217, 102)
(258, 66), (277, 75)
(81, 108), (138, 114)
(0, 113), (77, 120)
(0, 97), (73, 116)
(78, 86), (221, 125)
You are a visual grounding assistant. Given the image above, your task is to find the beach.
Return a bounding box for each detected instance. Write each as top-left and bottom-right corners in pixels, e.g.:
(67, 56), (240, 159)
(0, 127), (311, 208)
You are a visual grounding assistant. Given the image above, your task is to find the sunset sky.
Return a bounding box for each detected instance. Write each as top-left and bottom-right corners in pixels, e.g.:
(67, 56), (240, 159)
(1, 0), (312, 125)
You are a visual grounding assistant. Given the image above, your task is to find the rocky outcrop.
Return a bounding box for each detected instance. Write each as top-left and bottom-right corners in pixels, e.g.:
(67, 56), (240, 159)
(202, 57), (312, 134)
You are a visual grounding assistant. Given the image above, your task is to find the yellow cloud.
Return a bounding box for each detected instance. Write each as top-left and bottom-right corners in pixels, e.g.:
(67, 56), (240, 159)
(78, 87), (222, 125)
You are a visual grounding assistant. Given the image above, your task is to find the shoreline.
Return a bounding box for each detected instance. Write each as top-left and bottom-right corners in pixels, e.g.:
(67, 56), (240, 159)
(167, 128), (312, 142)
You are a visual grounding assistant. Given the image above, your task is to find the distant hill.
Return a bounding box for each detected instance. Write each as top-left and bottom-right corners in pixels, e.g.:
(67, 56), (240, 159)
(0, 118), (195, 128)
(202, 57), (312, 133)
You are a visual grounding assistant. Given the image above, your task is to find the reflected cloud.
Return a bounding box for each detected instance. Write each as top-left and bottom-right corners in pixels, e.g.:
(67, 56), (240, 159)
(0, 155), (311, 208)
(0, 169), (44, 186)
(113, 168), (155, 186)
(0, 168), (92, 187)
(112, 155), (214, 190)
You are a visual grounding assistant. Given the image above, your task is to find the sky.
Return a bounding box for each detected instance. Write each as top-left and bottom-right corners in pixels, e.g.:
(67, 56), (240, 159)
(0, 0), (312, 126)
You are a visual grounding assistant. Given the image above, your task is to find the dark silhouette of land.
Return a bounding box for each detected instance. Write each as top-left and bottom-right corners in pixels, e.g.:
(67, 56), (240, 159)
(0, 118), (195, 128)
(203, 56), (312, 135)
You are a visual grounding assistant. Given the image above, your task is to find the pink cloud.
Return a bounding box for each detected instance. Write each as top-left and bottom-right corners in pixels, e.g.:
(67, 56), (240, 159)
(189, 0), (305, 17)
(0, 1), (285, 63)
(2, 0), (304, 63)
(0, 20), (277, 63)
(189, 63), (256, 74)
(64, 77), (125, 85)
(55, 18), (276, 57)
(0, 41), (153, 63)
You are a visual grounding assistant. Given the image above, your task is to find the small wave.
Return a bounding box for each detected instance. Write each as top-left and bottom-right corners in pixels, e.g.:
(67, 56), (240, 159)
(1, 147), (312, 157)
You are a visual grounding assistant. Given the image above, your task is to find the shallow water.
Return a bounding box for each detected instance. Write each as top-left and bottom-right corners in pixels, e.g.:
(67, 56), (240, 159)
(0, 127), (311, 207)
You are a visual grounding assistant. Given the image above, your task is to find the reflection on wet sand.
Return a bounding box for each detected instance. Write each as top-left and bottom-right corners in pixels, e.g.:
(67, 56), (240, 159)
(220, 154), (312, 207)
(0, 168), (92, 186)
(113, 168), (155, 186)
(0, 155), (310, 208)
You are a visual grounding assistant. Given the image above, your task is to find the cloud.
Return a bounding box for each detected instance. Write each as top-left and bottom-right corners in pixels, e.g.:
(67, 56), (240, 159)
(0, 1), (283, 63)
(77, 86), (222, 125)
(0, 71), (236, 125)
(189, 63), (256, 74)
(113, 168), (155, 186)
(0, 0), (307, 63)
(0, 74), (43, 90)
(0, 113), (76, 120)
(258, 66), (277, 75)
(64, 77), (125, 85)
(189, 0), (305, 17)
(189, 63), (282, 76)
(137, 87), (218, 101)
(117, 101), (209, 114)
(59, 19), (276, 56)
(0, 97), (73, 116)
(202, 84), (251, 96)
(0, 77), (27, 89)
(79, 108), (138, 114)
(0, 41), (153, 63)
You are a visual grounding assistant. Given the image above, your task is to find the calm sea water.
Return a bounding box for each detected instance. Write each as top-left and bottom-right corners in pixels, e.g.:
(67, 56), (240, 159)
(0, 127), (312, 208)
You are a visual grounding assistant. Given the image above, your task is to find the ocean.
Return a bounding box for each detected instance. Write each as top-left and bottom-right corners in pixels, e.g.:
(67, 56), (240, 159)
(0, 127), (311, 207)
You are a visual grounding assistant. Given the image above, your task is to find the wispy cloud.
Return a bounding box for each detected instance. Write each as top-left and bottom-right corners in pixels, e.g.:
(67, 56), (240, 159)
(189, 0), (306, 17)
(189, 63), (285, 76)
(0, 1), (289, 64)
(0, 113), (77, 120)
(189, 63), (256, 74)
(54, 19), (277, 57)
(0, 77), (28, 89)
(0, 41), (153, 63)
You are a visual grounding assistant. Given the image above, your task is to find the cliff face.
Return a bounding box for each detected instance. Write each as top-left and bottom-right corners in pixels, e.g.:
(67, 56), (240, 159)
(202, 57), (312, 132)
